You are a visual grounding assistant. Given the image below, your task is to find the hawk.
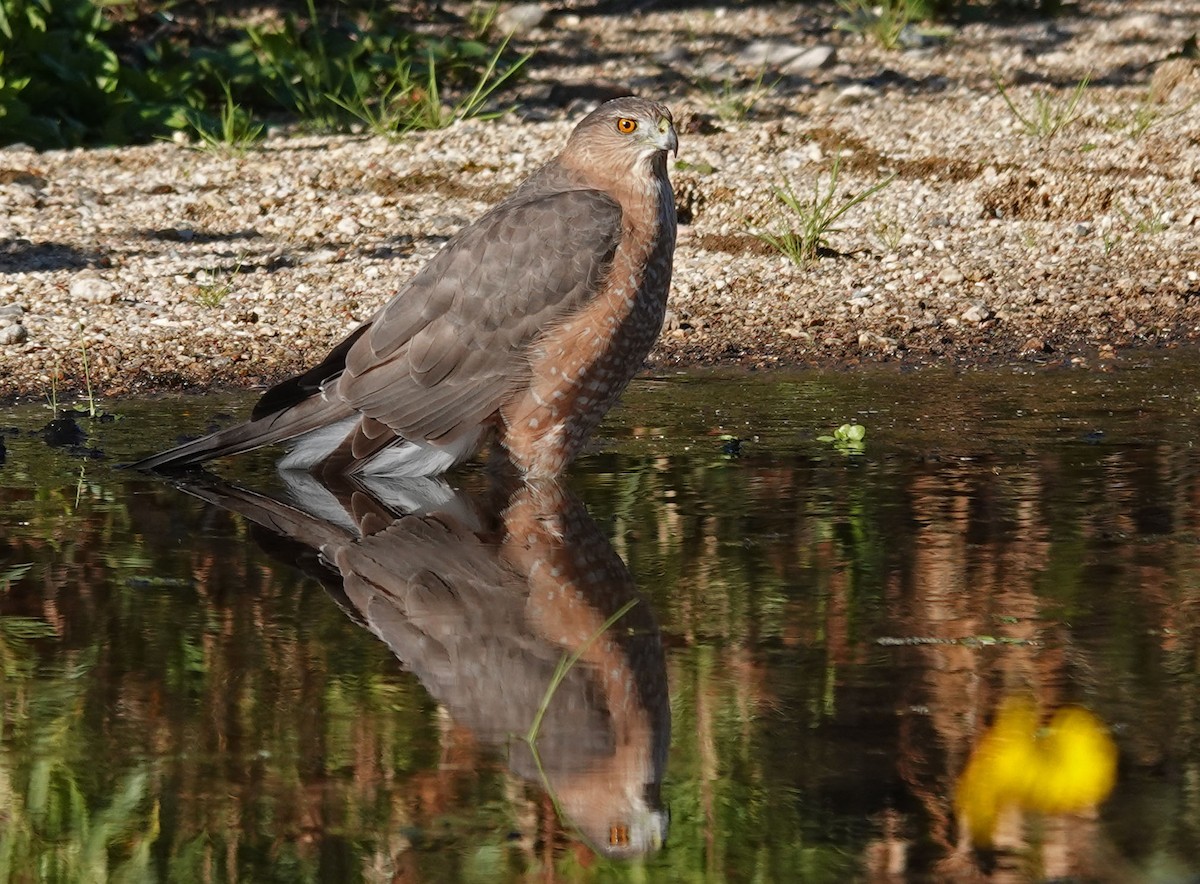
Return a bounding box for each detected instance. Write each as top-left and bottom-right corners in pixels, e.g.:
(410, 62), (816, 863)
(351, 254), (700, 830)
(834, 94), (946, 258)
(178, 474), (671, 858)
(132, 97), (678, 479)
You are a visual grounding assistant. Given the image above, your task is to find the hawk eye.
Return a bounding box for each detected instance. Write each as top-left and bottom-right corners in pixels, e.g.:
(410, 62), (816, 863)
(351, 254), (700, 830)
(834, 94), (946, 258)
(616, 117), (638, 134)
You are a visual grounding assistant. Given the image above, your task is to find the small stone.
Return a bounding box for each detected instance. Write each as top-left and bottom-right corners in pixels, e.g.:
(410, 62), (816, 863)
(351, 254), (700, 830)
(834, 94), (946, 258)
(336, 216), (360, 237)
(1117, 13), (1163, 36)
(1021, 337), (1050, 354)
(696, 58), (736, 80)
(0, 323), (28, 345)
(737, 40), (807, 68)
(653, 47), (688, 65)
(835, 84), (878, 105)
(962, 303), (991, 324)
(939, 267), (964, 285)
(783, 46), (836, 74)
(737, 41), (836, 72)
(496, 3), (546, 35)
(0, 303), (24, 320)
(898, 24), (947, 50)
(2, 185), (36, 207)
(303, 248), (341, 265)
(1149, 57), (1197, 103)
(69, 275), (119, 304)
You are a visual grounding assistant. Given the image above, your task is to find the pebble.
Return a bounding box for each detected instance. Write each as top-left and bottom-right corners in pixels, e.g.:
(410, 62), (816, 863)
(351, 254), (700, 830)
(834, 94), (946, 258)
(834, 84), (879, 105)
(303, 248), (341, 265)
(496, 3), (546, 35)
(784, 46), (836, 74)
(69, 275), (119, 304)
(2, 185), (37, 207)
(0, 324), (28, 345)
(962, 304), (991, 324)
(653, 47), (688, 65)
(898, 24), (948, 50)
(737, 41), (835, 72)
(734, 41), (782, 67)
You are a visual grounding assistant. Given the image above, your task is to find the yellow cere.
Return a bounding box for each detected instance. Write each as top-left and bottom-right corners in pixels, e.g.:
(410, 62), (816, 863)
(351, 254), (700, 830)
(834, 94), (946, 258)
(955, 697), (1118, 847)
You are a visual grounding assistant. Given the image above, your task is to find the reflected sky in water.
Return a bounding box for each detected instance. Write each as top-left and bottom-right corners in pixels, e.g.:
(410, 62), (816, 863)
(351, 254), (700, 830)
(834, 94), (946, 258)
(3, 353), (1200, 881)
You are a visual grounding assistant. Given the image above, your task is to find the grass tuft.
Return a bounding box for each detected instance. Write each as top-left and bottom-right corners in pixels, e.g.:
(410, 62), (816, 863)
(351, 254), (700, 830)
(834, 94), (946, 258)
(0, 0), (531, 149)
(1111, 93), (1198, 141)
(994, 73), (1090, 141)
(871, 211), (908, 252)
(248, 0), (529, 138)
(696, 67), (779, 122)
(756, 155), (894, 266)
(185, 80), (264, 153)
(193, 257), (245, 309)
(79, 337), (97, 419)
(836, 0), (925, 50)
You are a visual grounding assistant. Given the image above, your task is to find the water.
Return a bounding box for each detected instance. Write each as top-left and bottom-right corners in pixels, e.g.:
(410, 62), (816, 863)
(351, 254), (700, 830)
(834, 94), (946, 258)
(3, 354), (1200, 882)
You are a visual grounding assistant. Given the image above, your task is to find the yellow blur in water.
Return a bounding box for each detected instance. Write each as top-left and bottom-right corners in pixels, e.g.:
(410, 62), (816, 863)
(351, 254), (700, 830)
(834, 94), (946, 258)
(955, 698), (1117, 846)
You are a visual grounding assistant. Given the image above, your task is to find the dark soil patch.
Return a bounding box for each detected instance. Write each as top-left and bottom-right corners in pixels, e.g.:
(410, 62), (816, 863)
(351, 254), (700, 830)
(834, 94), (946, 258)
(979, 173), (1118, 220)
(694, 232), (780, 257)
(367, 171), (482, 200)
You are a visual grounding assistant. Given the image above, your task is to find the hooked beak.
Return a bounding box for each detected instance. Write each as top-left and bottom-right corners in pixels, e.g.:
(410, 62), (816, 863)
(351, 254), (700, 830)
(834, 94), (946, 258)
(655, 118), (679, 157)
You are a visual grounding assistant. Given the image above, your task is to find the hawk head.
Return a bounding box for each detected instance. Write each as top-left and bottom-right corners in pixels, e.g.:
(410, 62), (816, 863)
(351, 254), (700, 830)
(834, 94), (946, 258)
(565, 97), (679, 174)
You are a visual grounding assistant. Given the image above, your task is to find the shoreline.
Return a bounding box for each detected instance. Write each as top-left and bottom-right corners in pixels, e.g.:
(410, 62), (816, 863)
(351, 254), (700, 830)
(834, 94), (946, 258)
(2, 0), (1198, 403)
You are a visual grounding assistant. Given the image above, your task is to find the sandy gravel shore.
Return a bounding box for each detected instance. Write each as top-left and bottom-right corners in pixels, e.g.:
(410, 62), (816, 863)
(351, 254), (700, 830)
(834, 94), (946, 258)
(1, 0), (1199, 403)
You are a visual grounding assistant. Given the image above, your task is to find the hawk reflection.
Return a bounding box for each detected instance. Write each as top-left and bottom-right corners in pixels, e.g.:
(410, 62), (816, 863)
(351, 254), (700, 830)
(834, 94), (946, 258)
(182, 473), (670, 859)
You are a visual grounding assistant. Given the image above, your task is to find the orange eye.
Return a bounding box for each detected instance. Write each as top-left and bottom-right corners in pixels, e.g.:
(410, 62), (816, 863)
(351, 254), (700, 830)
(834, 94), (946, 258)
(616, 117), (638, 134)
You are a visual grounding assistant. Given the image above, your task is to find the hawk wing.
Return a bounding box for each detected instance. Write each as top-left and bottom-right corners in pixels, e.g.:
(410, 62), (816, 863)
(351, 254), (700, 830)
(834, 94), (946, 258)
(338, 187), (624, 445)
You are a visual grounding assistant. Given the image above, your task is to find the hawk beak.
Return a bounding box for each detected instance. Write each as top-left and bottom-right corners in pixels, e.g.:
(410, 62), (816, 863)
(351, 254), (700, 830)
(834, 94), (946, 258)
(656, 119), (679, 157)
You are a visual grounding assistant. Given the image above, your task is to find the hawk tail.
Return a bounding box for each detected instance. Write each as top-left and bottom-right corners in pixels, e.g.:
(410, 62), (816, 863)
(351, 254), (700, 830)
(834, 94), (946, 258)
(126, 395), (352, 472)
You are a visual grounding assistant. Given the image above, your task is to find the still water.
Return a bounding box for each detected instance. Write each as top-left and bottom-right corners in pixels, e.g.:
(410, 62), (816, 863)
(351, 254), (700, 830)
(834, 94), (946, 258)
(3, 355), (1200, 882)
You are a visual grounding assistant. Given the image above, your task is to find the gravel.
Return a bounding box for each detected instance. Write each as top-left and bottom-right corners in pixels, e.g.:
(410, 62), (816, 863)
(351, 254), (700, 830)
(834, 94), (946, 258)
(1, 0), (1198, 402)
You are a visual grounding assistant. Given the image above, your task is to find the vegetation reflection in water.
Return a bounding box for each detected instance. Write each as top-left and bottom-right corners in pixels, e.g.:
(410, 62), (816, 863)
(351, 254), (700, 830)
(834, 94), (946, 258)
(2, 356), (1200, 881)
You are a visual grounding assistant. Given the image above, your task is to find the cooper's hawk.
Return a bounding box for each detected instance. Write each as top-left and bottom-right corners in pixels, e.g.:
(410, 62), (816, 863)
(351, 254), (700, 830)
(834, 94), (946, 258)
(132, 97), (679, 479)
(178, 474), (670, 858)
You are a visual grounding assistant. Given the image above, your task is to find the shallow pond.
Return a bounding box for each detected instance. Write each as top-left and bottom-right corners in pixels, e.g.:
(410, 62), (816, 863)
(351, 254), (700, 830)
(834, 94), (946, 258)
(3, 353), (1200, 882)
